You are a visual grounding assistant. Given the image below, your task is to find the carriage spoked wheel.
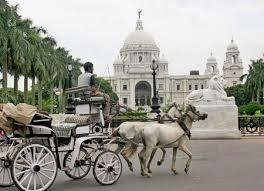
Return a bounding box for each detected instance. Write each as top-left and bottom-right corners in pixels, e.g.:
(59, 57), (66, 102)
(93, 150), (122, 185)
(0, 140), (15, 187)
(11, 143), (58, 191)
(63, 147), (91, 179)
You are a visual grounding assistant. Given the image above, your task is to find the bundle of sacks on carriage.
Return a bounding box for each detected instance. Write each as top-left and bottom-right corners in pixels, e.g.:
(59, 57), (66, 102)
(0, 103), (40, 135)
(0, 103), (91, 138)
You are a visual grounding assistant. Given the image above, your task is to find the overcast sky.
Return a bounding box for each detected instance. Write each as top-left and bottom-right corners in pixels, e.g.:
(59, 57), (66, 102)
(7, 0), (264, 80)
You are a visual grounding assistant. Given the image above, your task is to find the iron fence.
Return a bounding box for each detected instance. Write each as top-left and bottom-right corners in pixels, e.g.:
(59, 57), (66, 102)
(238, 115), (264, 136)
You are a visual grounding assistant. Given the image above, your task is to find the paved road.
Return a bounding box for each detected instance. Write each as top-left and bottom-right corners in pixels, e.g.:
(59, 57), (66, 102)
(5, 139), (264, 191)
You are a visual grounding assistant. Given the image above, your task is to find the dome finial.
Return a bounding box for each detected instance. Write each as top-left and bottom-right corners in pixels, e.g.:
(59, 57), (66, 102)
(231, 36), (234, 43)
(138, 9), (142, 19)
(136, 10), (143, 30)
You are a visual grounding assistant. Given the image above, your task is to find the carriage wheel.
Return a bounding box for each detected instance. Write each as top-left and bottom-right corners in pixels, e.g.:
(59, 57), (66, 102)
(93, 150), (122, 185)
(0, 140), (15, 187)
(63, 147), (91, 179)
(11, 143), (57, 191)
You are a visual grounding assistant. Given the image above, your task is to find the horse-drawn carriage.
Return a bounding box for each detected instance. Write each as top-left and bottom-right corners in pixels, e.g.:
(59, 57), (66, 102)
(0, 86), (122, 191)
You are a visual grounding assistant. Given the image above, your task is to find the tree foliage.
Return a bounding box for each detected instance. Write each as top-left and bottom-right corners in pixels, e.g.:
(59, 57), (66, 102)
(0, 1), (82, 113)
(240, 58), (264, 104)
(95, 77), (118, 103)
(238, 102), (264, 115)
(225, 84), (251, 106)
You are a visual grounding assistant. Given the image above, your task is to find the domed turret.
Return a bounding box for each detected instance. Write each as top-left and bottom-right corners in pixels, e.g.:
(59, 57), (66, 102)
(223, 38), (243, 87)
(113, 56), (123, 65)
(227, 39), (238, 51)
(205, 52), (219, 75)
(159, 54), (168, 63)
(207, 52), (217, 63)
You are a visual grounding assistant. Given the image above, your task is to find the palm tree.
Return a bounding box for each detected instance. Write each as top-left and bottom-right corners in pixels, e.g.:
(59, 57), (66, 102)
(0, 2), (30, 101)
(0, 1), (82, 110)
(0, 2), (18, 89)
(27, 26), (47, 105)
(240, 59), (264, 103)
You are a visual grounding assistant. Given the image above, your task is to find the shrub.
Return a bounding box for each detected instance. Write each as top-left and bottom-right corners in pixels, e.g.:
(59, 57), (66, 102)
(137, 107), (146, 112)
(127, 107), (133, 112)
(0, 88), (24, 104)
(239, 102), (263, 115)
(261, 106), (264, 115)
(112, 111), (148, 128)
(255, 110), (262, 115)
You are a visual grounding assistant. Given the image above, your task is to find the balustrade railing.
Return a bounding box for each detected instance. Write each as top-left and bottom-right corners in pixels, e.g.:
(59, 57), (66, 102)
(238, 115), (264, 136)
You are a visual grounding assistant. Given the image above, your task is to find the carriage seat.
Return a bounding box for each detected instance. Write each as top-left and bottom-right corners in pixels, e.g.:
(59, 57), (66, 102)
(65, 86), (105, 115)
(65, 86), (105, 104)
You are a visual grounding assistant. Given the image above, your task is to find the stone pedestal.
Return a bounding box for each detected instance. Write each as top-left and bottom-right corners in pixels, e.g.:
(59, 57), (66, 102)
(190, 101), (241, 139)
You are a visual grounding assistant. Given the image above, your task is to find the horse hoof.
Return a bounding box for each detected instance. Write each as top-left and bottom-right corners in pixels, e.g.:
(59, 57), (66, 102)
(172, 170), (178, 175)
(141, 172), (144, 176)
(157, 161), (162, 166)
(129, 165), (134, 172)
(184, 168), (189, 174)
(146, 173), (152, 178)
(148, 169), (152, 174)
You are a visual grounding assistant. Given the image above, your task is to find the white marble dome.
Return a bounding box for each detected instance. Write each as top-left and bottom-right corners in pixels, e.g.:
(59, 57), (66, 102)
(124, 30), (156, 46)
(113, 57), (123, 65)
(207, 53), (217, 63)
(120, 19), (159, 52)
(159, 54), (168, 63)
(227, 39), (238, 50)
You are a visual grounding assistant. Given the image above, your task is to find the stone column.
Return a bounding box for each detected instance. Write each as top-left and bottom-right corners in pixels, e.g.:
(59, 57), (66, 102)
(130, 79), (136, 109)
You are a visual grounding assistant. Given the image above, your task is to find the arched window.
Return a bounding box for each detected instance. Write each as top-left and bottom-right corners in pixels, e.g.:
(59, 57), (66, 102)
(211, 66), (215, 73)
(139, 56), (142, 62)
(232, 55), (236, 64)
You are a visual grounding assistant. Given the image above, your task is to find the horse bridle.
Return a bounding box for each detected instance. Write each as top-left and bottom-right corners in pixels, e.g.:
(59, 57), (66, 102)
(159, 103), (180, 123)
(184, 105), (201, 122)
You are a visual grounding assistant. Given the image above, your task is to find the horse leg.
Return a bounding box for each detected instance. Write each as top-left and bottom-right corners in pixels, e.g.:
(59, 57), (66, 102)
(147, 148), (157, 174)
(157, 148), (166, 166)
(140, 146), (153, 178)
(115, 144), (133, 172)
(171, 147), (178, 174)
(121, 152), (133, 172)
(179, 144), (192, 174)
(138, 147), (145, 176)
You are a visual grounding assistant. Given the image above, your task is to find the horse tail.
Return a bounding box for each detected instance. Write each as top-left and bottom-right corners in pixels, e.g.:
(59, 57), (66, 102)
(111, 127), (120, 137)
(121, 142), (138, 158)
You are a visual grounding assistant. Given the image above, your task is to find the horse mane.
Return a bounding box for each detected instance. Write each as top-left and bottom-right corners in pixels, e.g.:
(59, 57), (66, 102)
(163, 102), (177, 113)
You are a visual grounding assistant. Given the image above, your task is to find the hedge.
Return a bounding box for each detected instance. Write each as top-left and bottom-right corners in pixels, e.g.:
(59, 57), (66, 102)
(238, 102), (264, 115)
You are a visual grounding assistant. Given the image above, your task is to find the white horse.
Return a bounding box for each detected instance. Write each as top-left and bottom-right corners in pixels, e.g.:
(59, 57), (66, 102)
(126, 104), (207, 177)
(112, 103), (182, 173)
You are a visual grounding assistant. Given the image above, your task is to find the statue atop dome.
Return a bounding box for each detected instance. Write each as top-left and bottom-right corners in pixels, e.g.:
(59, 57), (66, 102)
(138, 9), (142, 19)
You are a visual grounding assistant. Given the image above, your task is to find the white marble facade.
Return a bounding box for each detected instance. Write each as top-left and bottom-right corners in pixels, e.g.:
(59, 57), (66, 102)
(104, 15), (243, 109)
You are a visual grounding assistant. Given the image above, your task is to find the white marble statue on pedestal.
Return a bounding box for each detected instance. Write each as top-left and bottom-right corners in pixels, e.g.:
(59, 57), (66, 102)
(185, 75), (241, 139)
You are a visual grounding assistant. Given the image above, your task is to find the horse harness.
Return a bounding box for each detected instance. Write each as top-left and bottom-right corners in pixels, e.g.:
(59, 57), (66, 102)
(159, 113), (191, 140)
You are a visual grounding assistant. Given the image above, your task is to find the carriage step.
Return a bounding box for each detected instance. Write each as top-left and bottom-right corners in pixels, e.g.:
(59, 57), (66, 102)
(62, 166), (71, 171)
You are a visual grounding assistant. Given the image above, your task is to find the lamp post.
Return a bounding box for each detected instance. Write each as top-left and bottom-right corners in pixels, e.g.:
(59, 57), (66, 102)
(53, 88), (61, 113)
(65, 64), (75, 114)
(150, 59), (161, 119)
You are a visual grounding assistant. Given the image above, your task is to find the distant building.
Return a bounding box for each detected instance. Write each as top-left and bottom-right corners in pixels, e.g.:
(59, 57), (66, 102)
(105, 14), (243, 109)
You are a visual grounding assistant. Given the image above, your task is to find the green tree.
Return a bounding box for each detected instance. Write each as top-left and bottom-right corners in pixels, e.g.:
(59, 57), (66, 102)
(0, 1), (82, 111)
(225, 84), (251, 106)
(95, 77), (118, 103)
(241, 59), (264, 104)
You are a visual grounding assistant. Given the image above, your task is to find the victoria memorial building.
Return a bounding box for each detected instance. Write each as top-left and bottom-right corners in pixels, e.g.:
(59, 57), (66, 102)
(104, 14), (244, 109)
